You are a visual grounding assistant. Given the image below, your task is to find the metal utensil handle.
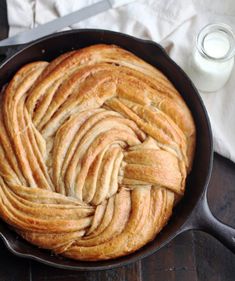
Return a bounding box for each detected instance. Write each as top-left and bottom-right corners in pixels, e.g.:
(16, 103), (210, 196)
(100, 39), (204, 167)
(0, 0), (111, 47)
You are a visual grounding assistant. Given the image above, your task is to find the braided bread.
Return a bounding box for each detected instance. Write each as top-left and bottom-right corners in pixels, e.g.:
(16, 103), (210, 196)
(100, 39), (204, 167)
(0, 44), (195, 261)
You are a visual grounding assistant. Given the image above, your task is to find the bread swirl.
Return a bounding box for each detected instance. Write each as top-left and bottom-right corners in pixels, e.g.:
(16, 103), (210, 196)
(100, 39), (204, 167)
(0, 44), (195, 260)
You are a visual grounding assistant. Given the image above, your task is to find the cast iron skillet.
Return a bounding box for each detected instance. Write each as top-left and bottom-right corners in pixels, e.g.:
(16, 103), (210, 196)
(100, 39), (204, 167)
(0, 29), (234, 271)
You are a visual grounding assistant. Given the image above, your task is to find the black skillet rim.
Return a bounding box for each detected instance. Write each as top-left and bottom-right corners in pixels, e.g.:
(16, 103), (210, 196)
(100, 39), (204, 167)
(0, 29), (214, 271)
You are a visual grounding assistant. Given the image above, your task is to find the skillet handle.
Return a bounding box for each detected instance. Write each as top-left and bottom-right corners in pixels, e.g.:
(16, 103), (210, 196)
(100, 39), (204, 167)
(0, 45), (26, 66)
(187, 191), (235, 254)
(0, 46), (14, 65)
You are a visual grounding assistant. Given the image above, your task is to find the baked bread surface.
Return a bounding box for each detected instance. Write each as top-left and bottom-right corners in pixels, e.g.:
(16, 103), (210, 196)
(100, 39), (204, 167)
(0, 44), (195, 261)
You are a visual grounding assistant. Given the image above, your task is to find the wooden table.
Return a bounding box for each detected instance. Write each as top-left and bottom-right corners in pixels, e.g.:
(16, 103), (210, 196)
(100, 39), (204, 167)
(0, 2), (234, 280)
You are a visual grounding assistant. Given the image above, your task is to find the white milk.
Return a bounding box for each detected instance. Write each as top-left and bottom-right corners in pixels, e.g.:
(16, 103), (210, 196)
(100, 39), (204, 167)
(187, 24), (235, 92)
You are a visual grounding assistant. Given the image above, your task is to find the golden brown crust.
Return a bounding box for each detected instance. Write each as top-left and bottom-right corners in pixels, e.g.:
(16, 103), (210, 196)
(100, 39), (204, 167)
(0, 44), (196, 261)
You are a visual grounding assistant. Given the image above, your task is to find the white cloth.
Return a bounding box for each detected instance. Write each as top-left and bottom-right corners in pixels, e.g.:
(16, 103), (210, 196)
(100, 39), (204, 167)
(6, 0), (235, 162)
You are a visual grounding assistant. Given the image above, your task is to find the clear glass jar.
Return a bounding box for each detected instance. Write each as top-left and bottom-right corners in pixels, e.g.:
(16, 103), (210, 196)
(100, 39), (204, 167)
(188, 23), (235, 92)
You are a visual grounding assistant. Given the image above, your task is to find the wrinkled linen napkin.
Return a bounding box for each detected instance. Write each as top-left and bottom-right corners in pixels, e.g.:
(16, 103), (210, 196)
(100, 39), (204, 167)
(6, 0), (235, 162)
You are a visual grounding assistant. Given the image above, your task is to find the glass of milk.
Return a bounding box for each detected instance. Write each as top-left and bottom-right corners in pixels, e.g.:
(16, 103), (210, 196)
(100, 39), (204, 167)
(188, 23), (235, 92)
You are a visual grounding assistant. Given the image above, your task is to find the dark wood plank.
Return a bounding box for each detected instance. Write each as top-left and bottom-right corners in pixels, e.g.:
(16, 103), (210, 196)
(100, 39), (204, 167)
(0, 240), (30, 281)
(141, 231), (198, 281)
(208, 154), (235, 227)
(193, 154), (235, 281)
(193, 232), (235, 281)
(30, 260), (142, 281)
